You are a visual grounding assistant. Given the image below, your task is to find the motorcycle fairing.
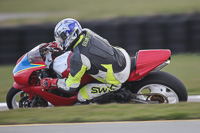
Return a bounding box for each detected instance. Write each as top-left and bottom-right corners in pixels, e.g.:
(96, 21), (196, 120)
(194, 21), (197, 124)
(13, 54), (45, 74)
(128, 49), (171, 81)
(30, 86), (78, 106)
(13, 54), (46, 85)
(12, 82), (78, 106)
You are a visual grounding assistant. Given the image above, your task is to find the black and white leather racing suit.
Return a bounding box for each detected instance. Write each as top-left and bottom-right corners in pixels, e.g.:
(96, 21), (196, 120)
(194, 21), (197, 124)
(55, 28), (131, 102)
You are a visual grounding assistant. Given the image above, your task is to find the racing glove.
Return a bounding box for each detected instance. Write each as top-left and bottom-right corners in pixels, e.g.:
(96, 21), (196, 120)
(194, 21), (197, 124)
(40, 78), (58, 89)
(40, 41), (63, 53)
(48, 41), (63, 51)
(40, 78), (74, 94)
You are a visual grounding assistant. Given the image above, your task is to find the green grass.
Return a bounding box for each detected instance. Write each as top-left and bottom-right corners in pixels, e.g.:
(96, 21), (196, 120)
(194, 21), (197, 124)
(0, 103), (200, 125)
(0, 65), (14, 103)
(0, 54), (200, 103)
(162, 54), (200, 95)
(1, 0), (200, 26)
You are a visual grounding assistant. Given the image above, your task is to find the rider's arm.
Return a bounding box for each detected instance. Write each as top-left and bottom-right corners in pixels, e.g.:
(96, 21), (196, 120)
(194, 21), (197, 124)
(66, 52), (87, 89)
(56, 50), (88, 93)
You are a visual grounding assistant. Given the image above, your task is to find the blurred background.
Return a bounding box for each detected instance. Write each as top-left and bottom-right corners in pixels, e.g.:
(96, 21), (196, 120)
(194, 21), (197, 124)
(0, 0), (200, 102)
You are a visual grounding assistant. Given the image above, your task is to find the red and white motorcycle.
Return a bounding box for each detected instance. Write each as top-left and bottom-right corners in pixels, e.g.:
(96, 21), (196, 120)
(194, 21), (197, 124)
(6, 44), (188, 109)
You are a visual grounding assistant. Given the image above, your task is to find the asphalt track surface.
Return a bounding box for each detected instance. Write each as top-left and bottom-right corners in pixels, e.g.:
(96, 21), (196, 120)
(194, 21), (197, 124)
(0, 120), (200, 133)
(0, 96), (200, 132)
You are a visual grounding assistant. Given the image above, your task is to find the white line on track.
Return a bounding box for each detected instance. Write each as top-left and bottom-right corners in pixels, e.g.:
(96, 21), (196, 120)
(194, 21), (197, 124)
(0, 103), (7, 106)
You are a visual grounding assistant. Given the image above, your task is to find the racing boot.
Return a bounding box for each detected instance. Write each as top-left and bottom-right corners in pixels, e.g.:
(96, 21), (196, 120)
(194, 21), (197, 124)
(114, 90), (136, 103)
(89, 90), (136, 104)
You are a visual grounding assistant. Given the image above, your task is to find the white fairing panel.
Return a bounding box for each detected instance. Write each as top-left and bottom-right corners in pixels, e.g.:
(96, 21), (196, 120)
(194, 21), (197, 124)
(53, 51), (71, 76)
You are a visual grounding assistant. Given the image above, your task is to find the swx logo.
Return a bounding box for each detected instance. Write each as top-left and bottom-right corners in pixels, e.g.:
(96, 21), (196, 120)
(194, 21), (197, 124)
(91, 85), (116, 94)
(82, 32), (90, 47)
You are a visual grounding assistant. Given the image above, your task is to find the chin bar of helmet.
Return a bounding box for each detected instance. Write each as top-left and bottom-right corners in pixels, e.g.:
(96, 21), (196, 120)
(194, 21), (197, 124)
(62, 28), (80, 51)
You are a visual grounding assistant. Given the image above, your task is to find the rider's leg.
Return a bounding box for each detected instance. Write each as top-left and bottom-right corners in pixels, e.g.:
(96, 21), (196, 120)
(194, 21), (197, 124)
(77, 83), (121, 103)
(77, 83), (134, 104)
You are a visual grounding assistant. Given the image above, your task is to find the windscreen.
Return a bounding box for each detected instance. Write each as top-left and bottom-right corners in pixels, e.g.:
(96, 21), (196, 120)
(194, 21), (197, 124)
(28, 45), (44, 64)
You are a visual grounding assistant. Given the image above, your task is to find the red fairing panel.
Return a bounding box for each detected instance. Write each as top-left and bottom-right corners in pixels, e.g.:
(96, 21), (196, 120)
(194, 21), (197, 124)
(128, 50), (171, 81)
(13, 82), (35, 100)
(13, 65), (46, 86)
(13, 82), (78, 106)
(30, 86), (78, 106)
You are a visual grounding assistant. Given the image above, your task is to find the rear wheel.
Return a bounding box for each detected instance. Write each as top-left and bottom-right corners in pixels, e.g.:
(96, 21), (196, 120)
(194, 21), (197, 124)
(127, 71), (188, 103)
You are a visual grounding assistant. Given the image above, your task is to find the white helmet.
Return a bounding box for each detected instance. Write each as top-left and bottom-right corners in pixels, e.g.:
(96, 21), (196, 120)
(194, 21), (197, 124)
(54, 18), (82, 50)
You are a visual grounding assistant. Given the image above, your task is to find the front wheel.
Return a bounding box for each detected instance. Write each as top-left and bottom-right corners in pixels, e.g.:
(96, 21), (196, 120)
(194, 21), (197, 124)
(6, 87), (26, 109)
(127, 71), (188, 103)
(6, 87), (49, 109)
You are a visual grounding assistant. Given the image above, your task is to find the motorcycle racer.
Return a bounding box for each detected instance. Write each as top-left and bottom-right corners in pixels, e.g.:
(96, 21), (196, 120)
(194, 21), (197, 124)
(40, 18), (132, 104)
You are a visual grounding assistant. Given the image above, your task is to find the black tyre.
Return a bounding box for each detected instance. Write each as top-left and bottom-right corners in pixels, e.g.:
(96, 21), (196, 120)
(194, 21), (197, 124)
(127, 71), (188, 103)
(6, 87), (25, 109)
